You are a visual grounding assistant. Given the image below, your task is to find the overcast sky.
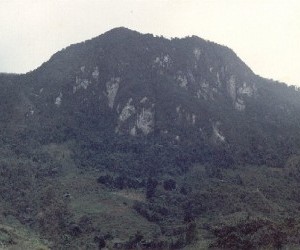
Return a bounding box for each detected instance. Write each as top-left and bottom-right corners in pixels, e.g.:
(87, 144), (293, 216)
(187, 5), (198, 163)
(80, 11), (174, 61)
(0, 0), (299, 86)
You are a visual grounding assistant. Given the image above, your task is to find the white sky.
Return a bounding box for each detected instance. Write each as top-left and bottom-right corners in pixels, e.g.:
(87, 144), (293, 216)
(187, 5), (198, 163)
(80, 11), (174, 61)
(0, 0), (299, 85)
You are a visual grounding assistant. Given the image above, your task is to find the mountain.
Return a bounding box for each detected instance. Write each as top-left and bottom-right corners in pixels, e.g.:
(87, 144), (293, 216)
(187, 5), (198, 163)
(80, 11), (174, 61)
(3, 27), (300, 171)
(1, 27), (300, 248)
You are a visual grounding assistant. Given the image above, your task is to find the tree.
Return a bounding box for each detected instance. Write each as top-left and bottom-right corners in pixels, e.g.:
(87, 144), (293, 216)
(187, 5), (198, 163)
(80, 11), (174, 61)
(146, 178), (158, 199)
(163, 179), (176, 191)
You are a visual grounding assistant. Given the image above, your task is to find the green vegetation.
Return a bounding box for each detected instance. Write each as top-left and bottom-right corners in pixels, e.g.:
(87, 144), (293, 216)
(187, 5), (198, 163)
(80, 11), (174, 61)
(1, 138), (300, 248)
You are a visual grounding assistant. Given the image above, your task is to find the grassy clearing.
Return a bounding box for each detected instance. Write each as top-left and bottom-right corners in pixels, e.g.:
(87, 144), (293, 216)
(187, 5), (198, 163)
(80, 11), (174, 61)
(53, 160), (160, 242)
(0, 224), (49, 250)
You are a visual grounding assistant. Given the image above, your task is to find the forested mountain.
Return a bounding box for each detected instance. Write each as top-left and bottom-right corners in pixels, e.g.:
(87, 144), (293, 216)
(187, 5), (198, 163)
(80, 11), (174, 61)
(1, 27), (300, 249)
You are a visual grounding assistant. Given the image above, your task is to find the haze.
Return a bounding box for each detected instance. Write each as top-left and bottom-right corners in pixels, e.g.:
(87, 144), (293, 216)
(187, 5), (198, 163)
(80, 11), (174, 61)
(0, 0), (299, 86)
